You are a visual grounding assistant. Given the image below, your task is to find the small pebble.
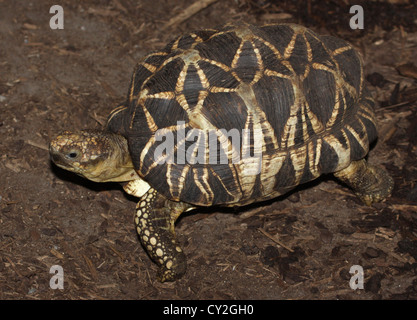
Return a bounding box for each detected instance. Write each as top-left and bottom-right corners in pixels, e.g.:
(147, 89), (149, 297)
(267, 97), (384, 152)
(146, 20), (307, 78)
(339, 268), (351, 281)
(307, 239), (322, 251)
(366, 72), (387, 88)
(260, 245), (280, 267)
(364, 247), (380, 258)
(319, 228), (333, 243)
(240, 244), (259, 256)
(366, 273), (383, 294)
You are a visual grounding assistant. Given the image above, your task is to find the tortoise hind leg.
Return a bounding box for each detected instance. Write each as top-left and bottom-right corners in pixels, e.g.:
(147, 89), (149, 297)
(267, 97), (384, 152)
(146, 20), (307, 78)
(135, 188), (191, 282)
(334, 159), (394, 206)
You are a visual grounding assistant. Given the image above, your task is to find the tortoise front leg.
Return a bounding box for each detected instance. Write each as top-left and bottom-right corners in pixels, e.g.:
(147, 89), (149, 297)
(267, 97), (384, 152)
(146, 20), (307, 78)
(135, 188), (191, 282)
(334, 159), (394, 206)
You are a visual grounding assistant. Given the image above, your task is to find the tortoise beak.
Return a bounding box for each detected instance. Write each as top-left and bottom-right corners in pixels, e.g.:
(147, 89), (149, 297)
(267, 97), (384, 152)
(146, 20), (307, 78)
(49, 143), (72, 169)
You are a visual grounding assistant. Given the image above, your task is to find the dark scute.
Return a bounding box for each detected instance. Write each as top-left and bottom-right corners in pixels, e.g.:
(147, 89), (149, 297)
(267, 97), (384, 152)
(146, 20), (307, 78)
(209, 164), (241, 204)
(341, 89), (356, 118)
(332, 91), (347, 128)
(349, 116), (367, 141)
(334, 129), (349, 149)
(321, 35), (362, 94)
(165, 38), (179, 52)
(303, 68), (336, 127)
(345, 128), (366, 161)
(300, 149), (316, 184)
(318, 35), (350, 52)
(183, 64), (204, 110)
(144, 54), (167, 68)
(254, 38), (292, 76)
(139, 130), (186, 198)
(194, 29), (218, 41)
(127, 103), (151, 136)
(334, 50), (362, 94)
(262, 133), (277, 154)
(147, 164), (170, 197)
(106, 104), (126, 135)
(150, 162), (241, 205)
(233, 41), (259, 83)
(304, 32), (335, 69)
(159, 164), (190, 200)
(195, 32), (241, 67)
(304, 103), (320, 141)
(361, 116), (377, 145)
(126, 103), (154, 167)
(128, 135), (152, 170)
(288, 34), (308, 75)
(250, 174), (264, 199)
(175, 165), (196, 199)
(176, 30), (219, 50)
(294, 108), (305, 145)
(183, 166), (228, 204)
(197, 60), (240, 89)
(318, 139), (339, 174)
(274, 155), (296, 189)
(145, 58), (184, 95)
(252, 76), (293, 141)
(259, 25), (295, 56)
(131, 65), (153, 97)
(201, 92), (247, 133)
(144, 97), (188, 129)
(177, 35), (199, 50)
(142, 133), (175, 175)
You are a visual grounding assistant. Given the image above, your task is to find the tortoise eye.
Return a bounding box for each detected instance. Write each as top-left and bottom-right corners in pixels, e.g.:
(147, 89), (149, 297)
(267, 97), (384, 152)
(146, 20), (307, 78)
(66, 151), (80, 160)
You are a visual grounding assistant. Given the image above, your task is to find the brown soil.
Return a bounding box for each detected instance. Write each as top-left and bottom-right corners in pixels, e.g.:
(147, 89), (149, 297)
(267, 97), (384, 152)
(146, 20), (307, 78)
(1, 0), (417, 300)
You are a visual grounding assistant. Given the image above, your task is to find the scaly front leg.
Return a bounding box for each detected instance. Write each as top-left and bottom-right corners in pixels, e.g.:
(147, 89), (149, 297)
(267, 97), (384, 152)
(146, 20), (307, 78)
(135, 188), (191, 282)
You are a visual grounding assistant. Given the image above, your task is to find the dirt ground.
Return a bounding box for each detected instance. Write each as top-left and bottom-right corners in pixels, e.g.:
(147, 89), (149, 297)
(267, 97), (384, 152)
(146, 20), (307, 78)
(1, 0), (417, 300)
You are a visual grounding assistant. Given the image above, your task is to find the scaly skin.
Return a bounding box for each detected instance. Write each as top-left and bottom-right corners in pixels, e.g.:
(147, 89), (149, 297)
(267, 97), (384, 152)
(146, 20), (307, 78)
(334, 159), (394, 206)
(135, 188), (192, 282)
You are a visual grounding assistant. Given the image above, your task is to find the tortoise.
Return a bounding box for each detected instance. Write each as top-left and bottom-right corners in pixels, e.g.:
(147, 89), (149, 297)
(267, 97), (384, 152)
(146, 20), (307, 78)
(49, 22), (393, 282)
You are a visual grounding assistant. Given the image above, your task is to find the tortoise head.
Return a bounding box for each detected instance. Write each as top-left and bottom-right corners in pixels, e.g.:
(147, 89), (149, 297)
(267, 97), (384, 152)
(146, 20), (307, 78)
(49, 130), (135, 182)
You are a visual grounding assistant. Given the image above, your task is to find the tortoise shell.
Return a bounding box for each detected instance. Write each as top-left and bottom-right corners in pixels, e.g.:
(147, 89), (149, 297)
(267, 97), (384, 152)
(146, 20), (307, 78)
(107, 22), (377, 206)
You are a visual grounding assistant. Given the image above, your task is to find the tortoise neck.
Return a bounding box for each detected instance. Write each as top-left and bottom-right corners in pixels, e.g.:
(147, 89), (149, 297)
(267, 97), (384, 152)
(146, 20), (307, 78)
(110, 132), (130, 163)
(105, 131), (138, 182)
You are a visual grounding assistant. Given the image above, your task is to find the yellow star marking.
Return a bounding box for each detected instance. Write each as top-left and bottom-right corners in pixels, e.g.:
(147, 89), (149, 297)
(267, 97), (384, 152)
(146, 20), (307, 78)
(263, 69), (292, 79)
(193, 167), (214, 204)
(332, 46), (353, 56)
(253, 35), (283, 60)
(107, 105), (127, 125)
